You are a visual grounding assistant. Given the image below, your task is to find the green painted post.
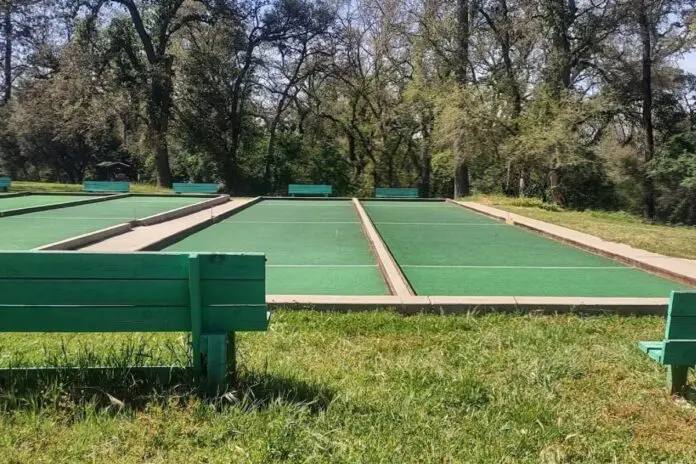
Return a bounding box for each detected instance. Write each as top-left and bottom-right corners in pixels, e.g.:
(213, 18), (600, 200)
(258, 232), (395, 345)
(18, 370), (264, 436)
(227, 332), (236, 381)
(188, 254), (203, 374)
(668, 366), (689, 395)
(205, 334), (228, 392)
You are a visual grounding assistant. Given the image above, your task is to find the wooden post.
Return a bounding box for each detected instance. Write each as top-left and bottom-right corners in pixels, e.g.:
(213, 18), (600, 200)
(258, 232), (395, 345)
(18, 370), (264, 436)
(188, 254), (203, 373)
(205, 334), (228, 392)
(668, 365), (689, 395)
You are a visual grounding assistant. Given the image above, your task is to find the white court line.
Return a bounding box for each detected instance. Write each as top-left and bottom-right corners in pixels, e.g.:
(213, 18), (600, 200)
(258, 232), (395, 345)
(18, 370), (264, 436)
(400, 265), (630, 269)
(221, 221), (356, 224)
(375, 222), (502, 226)
(2, 216), (134, 220)
(268, 264), (377, 268)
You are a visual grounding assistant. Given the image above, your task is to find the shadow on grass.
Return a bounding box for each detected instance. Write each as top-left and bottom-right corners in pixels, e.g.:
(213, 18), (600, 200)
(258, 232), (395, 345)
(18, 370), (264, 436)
(0, 366), (335, 415)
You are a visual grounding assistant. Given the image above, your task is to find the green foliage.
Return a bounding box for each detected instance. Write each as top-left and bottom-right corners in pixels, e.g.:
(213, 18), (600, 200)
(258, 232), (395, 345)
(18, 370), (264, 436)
(650, 131), (696, 224)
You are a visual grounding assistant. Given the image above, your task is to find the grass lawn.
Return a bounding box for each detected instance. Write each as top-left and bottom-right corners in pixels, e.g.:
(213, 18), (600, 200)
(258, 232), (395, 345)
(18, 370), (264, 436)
(10, 181), (170, 194)
(0, 310), (694, 463)
(470, 194), (696, 260)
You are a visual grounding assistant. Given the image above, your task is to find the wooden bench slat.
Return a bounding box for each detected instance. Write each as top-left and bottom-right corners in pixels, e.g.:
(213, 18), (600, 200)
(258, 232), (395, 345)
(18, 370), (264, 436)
(173, 183), (219, 194)
(375, 187), (419, 198)
(288, 184), (332, 196)
(0, 252), (265, 280)
(666, 291), (696, 318)
(0, 305), (268, 332)
(661, 340), (696, 365)
(204, 306), (270, 331)
(0, 252), (190, 279)
(201, 281), (265, 305)
(664, 316), (696, 340)
(83, 181), (130, 192)
(0, 280), (264, 306)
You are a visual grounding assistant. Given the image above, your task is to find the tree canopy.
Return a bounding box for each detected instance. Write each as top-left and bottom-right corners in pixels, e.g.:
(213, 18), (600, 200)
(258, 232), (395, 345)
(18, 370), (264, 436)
(1, 0), (696, 222)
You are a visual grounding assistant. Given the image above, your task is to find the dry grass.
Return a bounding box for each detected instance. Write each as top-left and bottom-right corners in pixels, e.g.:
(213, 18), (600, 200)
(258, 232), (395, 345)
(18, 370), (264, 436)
(10, 181), (171, 194)
(470, 194), (696, 259)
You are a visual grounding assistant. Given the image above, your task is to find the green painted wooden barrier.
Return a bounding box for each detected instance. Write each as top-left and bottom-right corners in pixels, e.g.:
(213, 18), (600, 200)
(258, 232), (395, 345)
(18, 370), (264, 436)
(375, 187), (420, 198)
(639, 291), (696, 395)
(0, 251), (268, 389)
(288, 184), (332, 197)
(0, 177), (11, 192)
(83, 181), (130, 193)
(173, 183), (220, 194)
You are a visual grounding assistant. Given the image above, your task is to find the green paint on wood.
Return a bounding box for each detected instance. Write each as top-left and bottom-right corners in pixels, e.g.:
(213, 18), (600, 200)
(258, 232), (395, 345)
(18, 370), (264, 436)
(83, 181), (130, 192)
(639, 291), (696, 395)
(375, 187), (419, 198)
(288, 184), (332, 196)
(173, 183), (219, 194)
(0, 251), (268, 388)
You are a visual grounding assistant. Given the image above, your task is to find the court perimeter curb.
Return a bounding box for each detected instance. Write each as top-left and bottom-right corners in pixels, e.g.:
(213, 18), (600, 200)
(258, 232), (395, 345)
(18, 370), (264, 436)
(0, 193), (129, 217)
(267, 295), (668, 315)
(352, 198), (414, 297)
(136, 195), (230, 226)
(450, 200), (696, 287)
(35, 223), (133, 251)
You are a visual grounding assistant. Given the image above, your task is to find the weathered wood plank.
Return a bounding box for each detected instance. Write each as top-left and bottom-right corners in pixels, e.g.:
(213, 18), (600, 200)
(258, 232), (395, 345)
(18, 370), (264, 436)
(662, 340), (696, 365)
(666, 291), (696, 318)
(83, 181), (130, 192)
(0, 306), (191, 332)
(189, 254), (203, 372)
(199, 253), (265, 280)
(173, 183), (219, 194)
(200, 281), (265, 305)
(203, 306), (269, 331)
(288, 184), (332, 196)
(0, 252), (189, 279)
(375, 187), (419, 198)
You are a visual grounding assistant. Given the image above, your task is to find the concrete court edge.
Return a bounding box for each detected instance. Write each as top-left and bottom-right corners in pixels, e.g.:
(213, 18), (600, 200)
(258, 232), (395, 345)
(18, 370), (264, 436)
(449, 199), (696, 287)
(0, 193), (129, 218)
(32, 195), (230, 250)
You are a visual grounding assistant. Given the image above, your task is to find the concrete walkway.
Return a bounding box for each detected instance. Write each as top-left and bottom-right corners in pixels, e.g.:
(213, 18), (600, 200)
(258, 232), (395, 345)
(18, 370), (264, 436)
(81, 197), (258, 252)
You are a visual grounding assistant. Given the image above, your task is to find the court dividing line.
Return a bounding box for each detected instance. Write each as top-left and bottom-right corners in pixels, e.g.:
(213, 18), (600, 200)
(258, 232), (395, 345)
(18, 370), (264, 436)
(400, 265), (630, 269)
(374, 222), (504, 226)
(268, 264), (378, 268)
(1, 216), (142, 220)
(220, 221), (357, 224)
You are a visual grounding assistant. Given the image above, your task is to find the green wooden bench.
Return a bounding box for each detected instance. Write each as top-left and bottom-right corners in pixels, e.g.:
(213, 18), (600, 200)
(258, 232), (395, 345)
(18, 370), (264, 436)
(639, 291), (696, 395)
(83, 181), (130, 193)
(375, 187), (420, 198)
(173, 183), (220, 194)
(0, 251), (268, 389)
(0, 177), (11, 192)
(288, 184), (332, 197)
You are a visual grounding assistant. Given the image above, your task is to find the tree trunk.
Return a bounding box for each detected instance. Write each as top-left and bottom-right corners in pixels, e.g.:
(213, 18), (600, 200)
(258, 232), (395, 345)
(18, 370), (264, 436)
(2, 3), (12, 105)
(454, 0), (471, 197)
(639, 6), (655, 220)
(264, 118), (279, 193)
(421, 124), (431, 198)
(148, 59), (173, 188)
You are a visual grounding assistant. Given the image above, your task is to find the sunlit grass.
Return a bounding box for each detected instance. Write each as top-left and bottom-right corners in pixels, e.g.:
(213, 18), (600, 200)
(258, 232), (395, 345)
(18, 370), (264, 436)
(469, 194), (696, 260)
(10, 181), (171, 194)
(0, 310), (694, 463)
